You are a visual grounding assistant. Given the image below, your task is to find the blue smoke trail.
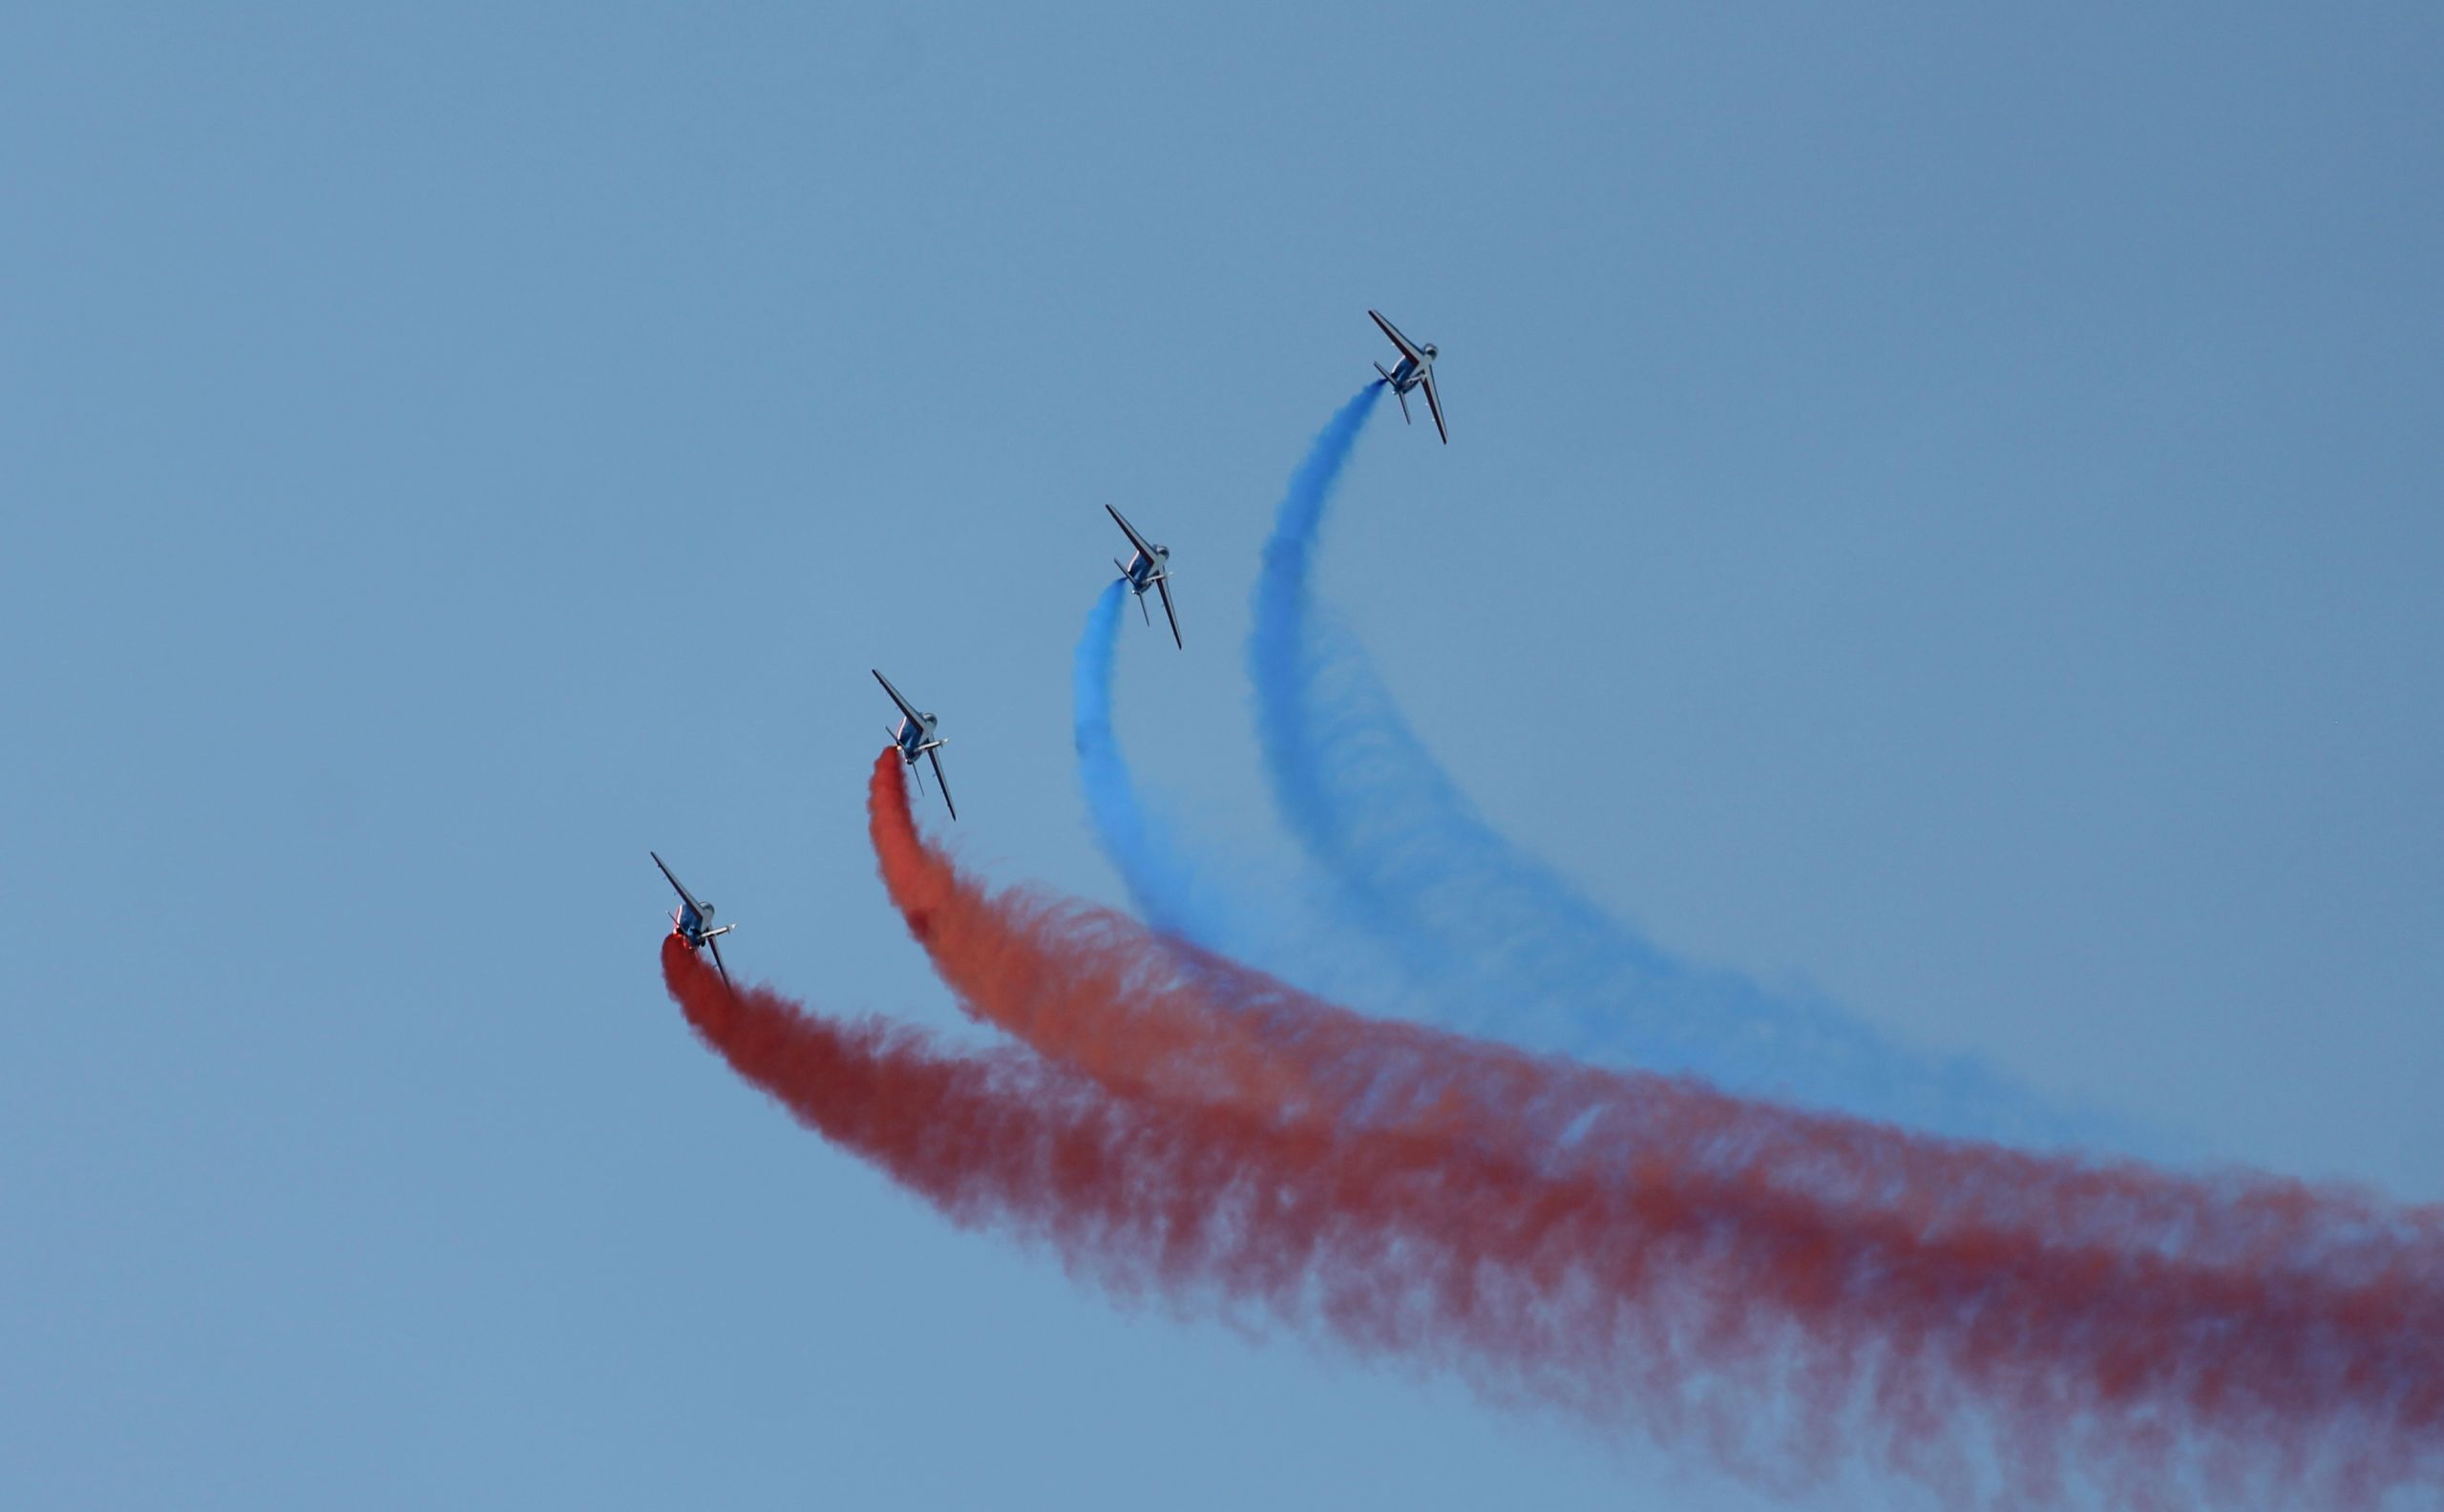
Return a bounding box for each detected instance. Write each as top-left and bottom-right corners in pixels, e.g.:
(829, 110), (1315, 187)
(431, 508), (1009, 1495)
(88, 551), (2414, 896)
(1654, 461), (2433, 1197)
(1075, 569), (1404, 1013)
(1074, 579), (1213, 943)
(1243, 386), (2102, 1147)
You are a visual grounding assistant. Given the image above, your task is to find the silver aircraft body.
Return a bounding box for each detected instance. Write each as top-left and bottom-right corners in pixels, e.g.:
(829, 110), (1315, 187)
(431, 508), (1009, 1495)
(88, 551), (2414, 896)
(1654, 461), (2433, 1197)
(650, 850), (735, 987)
(1106, 504), (1181, 648)
(874, 668), (957, 819)
(1368, 307), (1437, 444)
(1368, 308), (1447, 444)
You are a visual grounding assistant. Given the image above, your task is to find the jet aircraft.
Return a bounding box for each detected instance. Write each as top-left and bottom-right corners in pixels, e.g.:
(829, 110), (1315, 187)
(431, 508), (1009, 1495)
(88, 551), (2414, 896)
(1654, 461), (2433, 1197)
(651, 850), (735, 987)
(874, 668), (957, 819)
(1106, 504), (1182, 648)
(1368, 308), (1447, 444)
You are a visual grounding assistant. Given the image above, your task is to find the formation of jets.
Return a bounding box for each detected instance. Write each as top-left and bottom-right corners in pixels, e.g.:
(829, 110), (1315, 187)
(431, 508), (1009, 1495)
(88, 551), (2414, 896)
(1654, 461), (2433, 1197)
(657, 310), (1446, 980)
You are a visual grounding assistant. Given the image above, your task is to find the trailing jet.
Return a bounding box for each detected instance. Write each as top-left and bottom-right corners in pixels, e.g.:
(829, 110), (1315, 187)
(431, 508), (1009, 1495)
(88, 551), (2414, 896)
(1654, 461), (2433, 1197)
(1106, 504), (1182, 649)
(650, 850), (735, 987)
(874, 668), (957, 819)
(1368, 308), (1447, 444)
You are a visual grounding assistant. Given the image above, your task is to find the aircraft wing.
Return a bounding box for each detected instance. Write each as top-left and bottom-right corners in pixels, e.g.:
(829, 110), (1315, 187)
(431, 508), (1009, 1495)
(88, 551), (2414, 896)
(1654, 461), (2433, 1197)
(650, 850), (706, 916)
(1421, 369), (1448, 445)
(1154, 574), (1182, 649)
(873, 668), (924, 726)
(1369, 308), (1424, 365)
(926, 746), (958, 820)
(1106, 503), (1158, 562)
(706, 929), (733, 989)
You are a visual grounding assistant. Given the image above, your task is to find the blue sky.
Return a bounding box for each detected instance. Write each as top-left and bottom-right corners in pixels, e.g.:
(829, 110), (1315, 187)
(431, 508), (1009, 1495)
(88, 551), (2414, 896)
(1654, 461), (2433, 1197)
(3, 6), (2439, 1507)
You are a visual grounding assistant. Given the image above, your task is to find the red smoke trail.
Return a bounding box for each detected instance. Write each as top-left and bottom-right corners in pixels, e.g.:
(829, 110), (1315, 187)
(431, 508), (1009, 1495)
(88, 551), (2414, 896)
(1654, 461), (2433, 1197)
(870, 749), (2442, 1274)
(856, 749), (2444, 1502)
(869, 752), (1333, 1122)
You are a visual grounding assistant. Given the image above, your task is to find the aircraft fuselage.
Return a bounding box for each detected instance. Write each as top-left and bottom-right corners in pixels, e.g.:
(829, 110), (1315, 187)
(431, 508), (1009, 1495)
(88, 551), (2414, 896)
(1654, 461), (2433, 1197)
(672, 903), (728, 949)
(1122, 547), (1167, 594)
(893, 716), (941, 764)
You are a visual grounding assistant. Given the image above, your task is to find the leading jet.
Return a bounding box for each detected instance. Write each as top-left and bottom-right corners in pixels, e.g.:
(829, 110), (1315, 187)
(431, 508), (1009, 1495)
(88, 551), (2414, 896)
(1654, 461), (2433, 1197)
(1368, 308), (1447, 444)
(874, 668), (957, 819)
(650, 850), (735, 987)
(1106, 504), (1182, 649)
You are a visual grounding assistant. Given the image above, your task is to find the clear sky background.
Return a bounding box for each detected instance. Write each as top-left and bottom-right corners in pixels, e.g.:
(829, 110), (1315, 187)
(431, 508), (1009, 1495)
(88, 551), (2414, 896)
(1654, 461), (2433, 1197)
(4, 5), (2439, 1508)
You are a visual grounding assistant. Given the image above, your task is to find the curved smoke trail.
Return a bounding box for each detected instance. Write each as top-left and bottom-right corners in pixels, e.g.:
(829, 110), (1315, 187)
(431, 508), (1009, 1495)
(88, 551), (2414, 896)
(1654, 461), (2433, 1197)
(1073, 578), (1229, 947)
(874, 747), (2443, 1278)
(1242, 387), (2094, 1146)
(694, 767), (2444, 1507)
(1075, 574), (1394, 1011)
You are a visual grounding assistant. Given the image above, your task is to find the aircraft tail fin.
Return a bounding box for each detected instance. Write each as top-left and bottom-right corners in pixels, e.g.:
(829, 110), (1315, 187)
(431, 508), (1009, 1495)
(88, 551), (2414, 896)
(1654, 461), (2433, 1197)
(1393, 384), (1413, 425)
